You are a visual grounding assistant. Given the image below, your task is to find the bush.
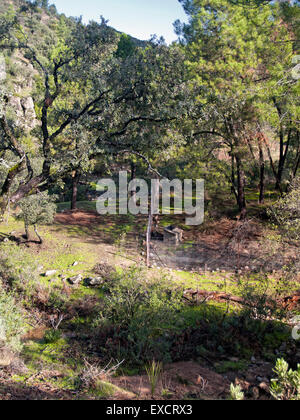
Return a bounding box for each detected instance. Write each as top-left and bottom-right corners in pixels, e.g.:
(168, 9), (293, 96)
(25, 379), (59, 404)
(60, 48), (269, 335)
(270, 359), (300, 400)
(0, 242), (39, 293)
(97, 267), (184, 365)
(0, 286), (26, 353)
(43, 329), (62, 344)
(95, 267), (294, 367)
(236, 274), (287, 325)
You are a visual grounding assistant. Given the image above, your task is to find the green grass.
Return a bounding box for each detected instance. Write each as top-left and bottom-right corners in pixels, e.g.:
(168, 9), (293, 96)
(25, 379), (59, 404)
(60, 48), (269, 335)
(56, 201), (97, 213)
(214, 360), (249, 374)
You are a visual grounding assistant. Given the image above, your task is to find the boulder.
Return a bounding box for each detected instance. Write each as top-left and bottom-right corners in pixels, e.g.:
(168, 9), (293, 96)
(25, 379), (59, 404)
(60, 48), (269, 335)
(84, 277), (104, 287)
(45, 270), (57, 277)
(68, 274), (83, 285)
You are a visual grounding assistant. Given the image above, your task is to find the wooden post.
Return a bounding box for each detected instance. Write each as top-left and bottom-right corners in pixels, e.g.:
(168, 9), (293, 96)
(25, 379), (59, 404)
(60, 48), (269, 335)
(146, 176), (160, 268)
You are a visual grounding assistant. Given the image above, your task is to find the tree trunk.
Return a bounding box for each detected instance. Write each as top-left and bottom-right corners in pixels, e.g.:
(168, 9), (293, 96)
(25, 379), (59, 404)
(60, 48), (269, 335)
(71, 171), (80, 211)
(261, 135), (283, 195)
(276, 130), (285, 190)
(236, 156), (247, 218)
(25, 223), (30, 241)
(231, 153), (238, 203)
(146, 213), (153, 268)
(293, 131), (300, 179)
(293, 154), (300, 179)
(258, 142), (265, 204)
(34, 224), (43, 244)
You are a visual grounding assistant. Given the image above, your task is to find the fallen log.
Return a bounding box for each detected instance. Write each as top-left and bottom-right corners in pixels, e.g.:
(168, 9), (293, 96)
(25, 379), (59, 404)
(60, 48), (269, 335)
(183, 289), (300, 311)
(183, 289), (244, 306)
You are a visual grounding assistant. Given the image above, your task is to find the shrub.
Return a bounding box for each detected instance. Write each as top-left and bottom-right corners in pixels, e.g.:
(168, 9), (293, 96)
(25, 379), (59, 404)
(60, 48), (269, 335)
(270, 359), (300, 400)
(0, 242), (39, 290)
(236, 274), (288, 325)
(98, 267), (184, 365)
(0, 287), (26, 353)
(43, 329), (62, 344)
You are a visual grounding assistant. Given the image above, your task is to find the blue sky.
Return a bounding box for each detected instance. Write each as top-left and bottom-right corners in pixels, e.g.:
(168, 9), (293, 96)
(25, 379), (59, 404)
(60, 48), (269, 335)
(51, 0), (187, 44)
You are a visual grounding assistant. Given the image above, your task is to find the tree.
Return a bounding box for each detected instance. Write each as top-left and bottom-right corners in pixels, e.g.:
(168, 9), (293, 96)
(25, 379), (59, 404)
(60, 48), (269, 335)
(17, 191), (56, 243)
(269, 176), (300, 241)
(116, 33), (137, 59)
(175, 0), (300, 214)
(0, 4), (189, 214)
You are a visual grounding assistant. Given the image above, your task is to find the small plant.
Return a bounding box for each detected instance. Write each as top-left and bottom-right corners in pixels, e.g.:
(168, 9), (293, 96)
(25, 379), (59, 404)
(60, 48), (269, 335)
(145, 360), (162, 398)
(161, 388), (173, 399)
(270, 359), (300, 400)
(230, 383), (244, 401)
(78, 359), (124, 390)
(43, 329), (62, 344)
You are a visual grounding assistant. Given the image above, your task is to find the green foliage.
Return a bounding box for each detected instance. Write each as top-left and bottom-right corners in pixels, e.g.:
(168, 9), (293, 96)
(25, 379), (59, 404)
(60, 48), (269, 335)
(102, 267), (184, 328)
(215, 360), (248, 374)
(43, 329), (62, 344)
(16, 192), (57, 241)
(18, 192), (56, 227)
(0, 286), (26, 352)
(230, 383), (244, 401)
(175, 0), (300, 205)
(116, 33), (136, 59)
(269, 177), (300, 240)
(97, 267), (185, 365)
(0, 1), (190, 208)
(145, 360), (163, 398)
(0, 242), (39, 289)
(236, 274), (288, 324)
(270, 359), (300, 400)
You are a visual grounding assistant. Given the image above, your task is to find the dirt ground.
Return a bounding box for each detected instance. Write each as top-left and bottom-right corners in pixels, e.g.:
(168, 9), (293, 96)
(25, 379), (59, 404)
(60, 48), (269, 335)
(112, 361), (231, 400)
(55, 210), (299, 274)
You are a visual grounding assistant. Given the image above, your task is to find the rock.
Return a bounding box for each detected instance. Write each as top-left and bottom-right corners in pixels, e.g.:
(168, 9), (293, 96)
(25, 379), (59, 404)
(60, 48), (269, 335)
(259, 382), (269, 393)
(72, 261), (79, 267)
(0, 348), (15, 367)
(84, 277), (104, 287)
(68, 274), (83, 285)
(45, 270), (57, 277)
(251, 386), (260, 400)
(251, 356), (256, 363)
